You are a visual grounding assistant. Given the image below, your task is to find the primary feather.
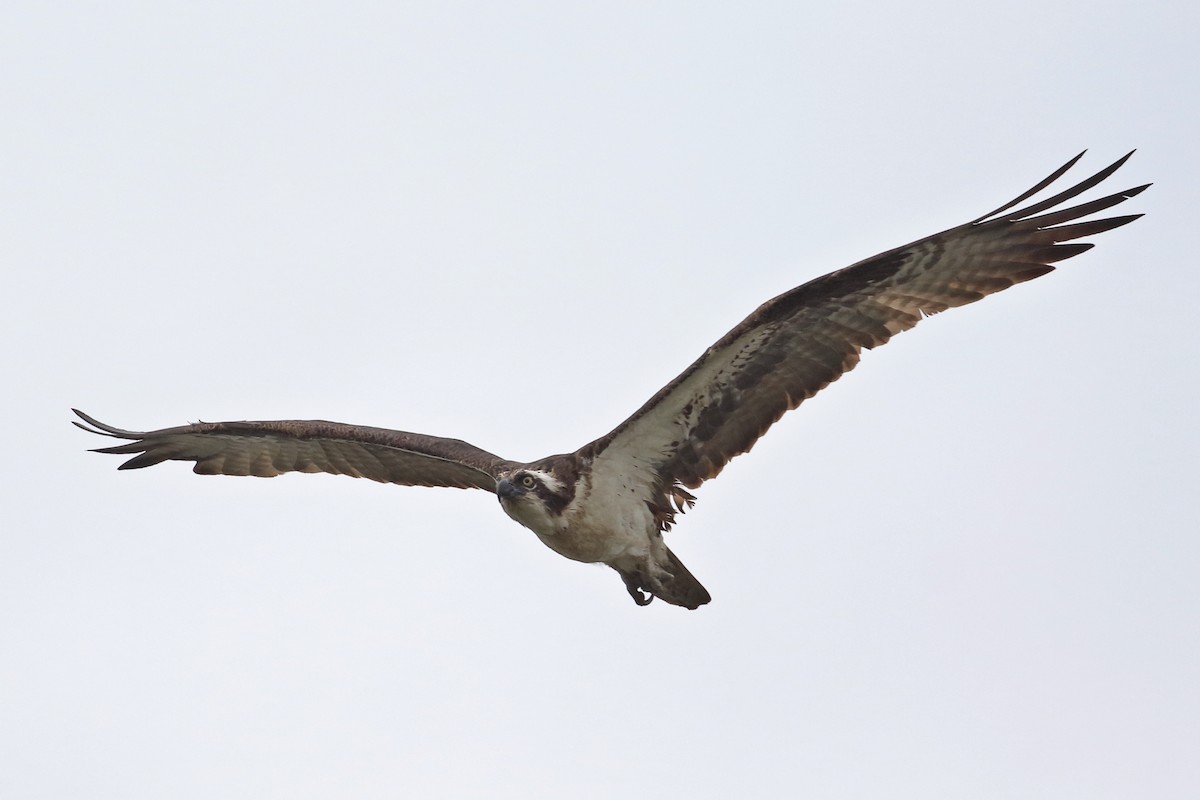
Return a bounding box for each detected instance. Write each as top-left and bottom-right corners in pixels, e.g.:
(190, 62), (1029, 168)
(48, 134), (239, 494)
(75, 152), (1148, 609)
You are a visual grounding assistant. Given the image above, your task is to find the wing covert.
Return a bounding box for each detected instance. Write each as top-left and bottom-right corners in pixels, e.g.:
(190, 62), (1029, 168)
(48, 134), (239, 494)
(73, 409), (515, 491)
(580, 152), (1148, 491)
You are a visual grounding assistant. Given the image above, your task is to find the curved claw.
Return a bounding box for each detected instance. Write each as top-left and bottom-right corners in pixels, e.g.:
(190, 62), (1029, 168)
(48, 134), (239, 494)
(629, 588), (654, 606)
(617, 568), (655, 606)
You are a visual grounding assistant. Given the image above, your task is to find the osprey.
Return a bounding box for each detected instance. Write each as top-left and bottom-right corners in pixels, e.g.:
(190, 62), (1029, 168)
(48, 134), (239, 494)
(75, 152), (1147, 609)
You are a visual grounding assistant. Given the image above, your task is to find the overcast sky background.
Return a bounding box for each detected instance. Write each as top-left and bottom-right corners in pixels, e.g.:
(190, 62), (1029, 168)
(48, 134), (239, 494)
(3, 2), (1198, 798)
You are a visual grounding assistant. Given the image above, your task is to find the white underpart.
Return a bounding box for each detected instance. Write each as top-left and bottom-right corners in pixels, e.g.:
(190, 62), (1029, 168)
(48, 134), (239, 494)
(499, 464), (666, 569)
(572, 456), (671, 573)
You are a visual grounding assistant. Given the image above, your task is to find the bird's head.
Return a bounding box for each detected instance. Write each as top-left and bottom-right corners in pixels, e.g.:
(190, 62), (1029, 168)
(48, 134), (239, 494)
(495, 467), (572, 536)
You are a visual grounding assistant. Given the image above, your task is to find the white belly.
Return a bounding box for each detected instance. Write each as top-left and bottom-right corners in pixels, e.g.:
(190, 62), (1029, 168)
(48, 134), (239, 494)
(497, 466), (660, 566)
(534, 492), (655, 565)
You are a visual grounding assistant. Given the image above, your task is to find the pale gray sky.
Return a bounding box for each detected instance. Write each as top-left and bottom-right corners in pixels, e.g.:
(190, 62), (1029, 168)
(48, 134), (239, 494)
(3, 2), (1198, 798)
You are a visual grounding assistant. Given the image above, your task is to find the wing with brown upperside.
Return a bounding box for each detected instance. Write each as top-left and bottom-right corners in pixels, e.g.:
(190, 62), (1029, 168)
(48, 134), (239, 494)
(580, 152), (1148, 493)
(73, 409), (516, 491)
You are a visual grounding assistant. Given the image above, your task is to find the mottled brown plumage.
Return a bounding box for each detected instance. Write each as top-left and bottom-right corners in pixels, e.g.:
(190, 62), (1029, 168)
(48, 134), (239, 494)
(582, 152), (1146, 495)
(75, 413), (516, 490)
(75, 152), (1147, 609)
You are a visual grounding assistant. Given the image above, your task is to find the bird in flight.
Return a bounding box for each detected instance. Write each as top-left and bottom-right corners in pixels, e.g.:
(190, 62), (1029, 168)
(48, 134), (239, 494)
(75, 152), (1147, 609)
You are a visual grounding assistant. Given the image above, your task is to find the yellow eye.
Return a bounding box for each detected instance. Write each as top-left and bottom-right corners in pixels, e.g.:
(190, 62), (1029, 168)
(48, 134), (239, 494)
(521, 475), (536, 489)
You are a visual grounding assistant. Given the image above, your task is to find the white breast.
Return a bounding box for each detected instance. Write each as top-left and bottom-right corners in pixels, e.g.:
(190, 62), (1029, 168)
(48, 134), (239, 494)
(536, 466), (658, 565)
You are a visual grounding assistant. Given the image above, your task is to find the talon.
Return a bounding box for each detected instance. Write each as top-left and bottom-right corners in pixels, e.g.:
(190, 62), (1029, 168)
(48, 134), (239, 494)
(617, 569), (655, 606)
(627, 584), (654, 606)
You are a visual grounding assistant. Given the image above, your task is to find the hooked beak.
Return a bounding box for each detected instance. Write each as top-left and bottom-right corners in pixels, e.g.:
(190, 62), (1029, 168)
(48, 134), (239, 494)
(496, 478), (523, 500)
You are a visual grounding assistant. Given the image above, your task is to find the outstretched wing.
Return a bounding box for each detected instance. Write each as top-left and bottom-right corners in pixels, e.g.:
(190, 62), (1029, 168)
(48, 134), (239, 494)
(73, 409), (516, 491)
(581, 152), (1148, 495)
